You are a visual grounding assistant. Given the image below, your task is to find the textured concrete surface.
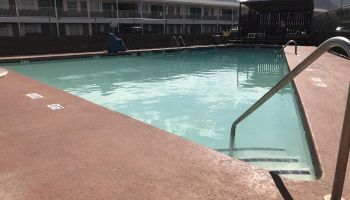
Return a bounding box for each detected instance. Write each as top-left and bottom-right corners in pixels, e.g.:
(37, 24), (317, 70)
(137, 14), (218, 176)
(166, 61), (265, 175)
(284, 46), (350, 199)
(0, 71), (282, 200)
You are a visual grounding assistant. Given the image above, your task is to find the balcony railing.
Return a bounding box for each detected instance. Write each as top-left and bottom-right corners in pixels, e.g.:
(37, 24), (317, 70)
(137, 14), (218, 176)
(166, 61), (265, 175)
(0, 6), (236, 22)
(57, 8), (88, 17)
(143, 11), (163, 19)
(220, 14), (233, 21)
(119, 10), (140, 18)
(186, 13), (201, 20)
(0, 7), (17, 16)
(166, 12), (183, 19)
(203, 15), (217, 20)
(90, 9), (118, 18)
(19, 7), (56, 17)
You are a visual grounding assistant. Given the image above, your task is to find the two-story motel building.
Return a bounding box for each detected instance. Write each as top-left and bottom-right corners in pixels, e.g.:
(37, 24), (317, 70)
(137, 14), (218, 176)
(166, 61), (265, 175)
(0, 0), (239, 37)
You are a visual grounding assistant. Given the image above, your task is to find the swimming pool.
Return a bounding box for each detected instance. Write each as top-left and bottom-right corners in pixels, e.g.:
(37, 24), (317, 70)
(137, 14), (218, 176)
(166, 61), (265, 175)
(6, 47), (317, 180)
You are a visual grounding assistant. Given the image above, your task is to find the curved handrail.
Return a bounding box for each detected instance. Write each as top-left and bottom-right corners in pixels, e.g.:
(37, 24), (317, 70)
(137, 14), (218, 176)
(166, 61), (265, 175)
(229, 36), (350, 155)
(282, 40), (297, 55)
(229, 37), (350, 199)
(179, 36), (187, 47)
(172, 36), (180, 48)
(229, 36), (350, 198)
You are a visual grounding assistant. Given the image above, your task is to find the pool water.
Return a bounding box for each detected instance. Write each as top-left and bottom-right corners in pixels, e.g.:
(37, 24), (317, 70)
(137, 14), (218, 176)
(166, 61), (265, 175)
(7, 48), (317, 180)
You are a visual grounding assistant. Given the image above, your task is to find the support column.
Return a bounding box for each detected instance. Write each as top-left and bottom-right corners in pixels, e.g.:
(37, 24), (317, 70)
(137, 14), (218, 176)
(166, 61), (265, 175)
(14, 0), (22, 37)
(216, 8), (219, 33)
(116, 0), (120, 33)
(140, 0), (143, 34)
(201, 5), (203, 34)
(231, 6), (234, 28)
(238, 3), (241, 39)
(163, 3), (165, 35)
(87, 0), (92, 36)
(54, 0), (60, 37)
(182, 3), (185, 34)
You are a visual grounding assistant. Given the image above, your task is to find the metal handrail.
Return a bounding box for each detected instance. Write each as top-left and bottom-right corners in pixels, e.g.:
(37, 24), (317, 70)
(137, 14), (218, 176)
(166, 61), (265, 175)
(326, 85), (350, 200)
(282, 40), (297, 55)
(228, 36), (350, 198)
(172, 36), (180, 48)
(179, 36), (187, 47)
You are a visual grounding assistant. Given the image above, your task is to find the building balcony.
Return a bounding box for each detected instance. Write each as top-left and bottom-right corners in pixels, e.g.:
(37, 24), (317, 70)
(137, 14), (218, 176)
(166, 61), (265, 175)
(90, 10), (118, 18)
(118, 10), (140, 18)
(185, 13), (201, 20)
(166, 12), (182, 19)
(57, 8), (88, 17)
(219, 14), (233, 21)
(19, 7), (56, 17)
(0, 6), (236, 23)
(203, 15), (217, 20)
(143, 11), (163, 19)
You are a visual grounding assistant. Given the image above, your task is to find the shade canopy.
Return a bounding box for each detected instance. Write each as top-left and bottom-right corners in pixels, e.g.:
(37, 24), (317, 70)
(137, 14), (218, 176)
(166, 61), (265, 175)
(238, 0), (314, 11)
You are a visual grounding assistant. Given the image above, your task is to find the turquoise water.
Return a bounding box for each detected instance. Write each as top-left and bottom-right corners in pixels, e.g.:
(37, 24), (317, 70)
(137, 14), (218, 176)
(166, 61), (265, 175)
(7, 48), (316, 179)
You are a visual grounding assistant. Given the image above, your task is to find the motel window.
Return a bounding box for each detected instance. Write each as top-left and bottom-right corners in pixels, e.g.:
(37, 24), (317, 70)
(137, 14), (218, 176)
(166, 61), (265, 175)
(204, 8), (209, 16)
(90, 1), (99, 11)
(210, 8), (214, 16)
(176, 6), (180, 15)
(20, 0), (38, 10)
(0, 0), (10, 9)
(67, 0), (77, 10)
(168, 6), (174, 14)
(222, 9), (232, 15)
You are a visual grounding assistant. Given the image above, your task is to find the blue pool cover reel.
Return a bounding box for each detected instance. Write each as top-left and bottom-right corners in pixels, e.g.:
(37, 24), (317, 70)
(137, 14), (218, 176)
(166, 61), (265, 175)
(107, 32), (127, 53)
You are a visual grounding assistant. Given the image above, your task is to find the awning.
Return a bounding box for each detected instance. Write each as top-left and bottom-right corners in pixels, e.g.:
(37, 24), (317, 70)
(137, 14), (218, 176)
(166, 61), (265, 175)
(238, 0), (314, 11)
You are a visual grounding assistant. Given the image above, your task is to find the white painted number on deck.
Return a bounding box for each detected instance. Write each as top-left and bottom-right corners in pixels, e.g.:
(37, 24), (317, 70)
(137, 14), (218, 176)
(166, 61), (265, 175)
(47, 104), (64, 110)
(26, 93), (43, 99)
(311, 77), (327, 88)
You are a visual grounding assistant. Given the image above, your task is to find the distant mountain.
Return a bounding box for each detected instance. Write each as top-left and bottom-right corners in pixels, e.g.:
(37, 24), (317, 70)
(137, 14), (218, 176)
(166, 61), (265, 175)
(314, 0), (349, 10)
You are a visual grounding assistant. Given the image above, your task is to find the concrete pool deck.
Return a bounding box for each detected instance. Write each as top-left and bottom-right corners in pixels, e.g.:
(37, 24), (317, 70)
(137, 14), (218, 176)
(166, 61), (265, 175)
(0, 45), (349, 199)
(284, 46), (350, 199)
(0, 72), (281, 199)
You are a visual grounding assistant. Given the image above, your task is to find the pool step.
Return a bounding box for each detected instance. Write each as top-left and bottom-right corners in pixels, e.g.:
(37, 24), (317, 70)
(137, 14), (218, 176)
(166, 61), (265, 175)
(239, 157), (299, 163)
(232, 147), (314, 180)
(241, 156), (313, 180)
(234, 149), (289, 158)
(270, 168), (313, 181)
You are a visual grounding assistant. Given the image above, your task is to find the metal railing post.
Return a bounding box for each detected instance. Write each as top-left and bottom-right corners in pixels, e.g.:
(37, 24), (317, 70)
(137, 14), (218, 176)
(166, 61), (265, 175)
(229, 125), (236, 156)
(282, 40), (297, 55)
(325, 85), (350, 200)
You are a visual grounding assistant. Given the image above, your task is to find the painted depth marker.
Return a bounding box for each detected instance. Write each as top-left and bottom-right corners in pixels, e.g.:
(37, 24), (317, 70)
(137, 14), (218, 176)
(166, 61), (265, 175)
(47, 104), (64, 110)
(26, 93), (43, 99)
(311, 77), (327, 88)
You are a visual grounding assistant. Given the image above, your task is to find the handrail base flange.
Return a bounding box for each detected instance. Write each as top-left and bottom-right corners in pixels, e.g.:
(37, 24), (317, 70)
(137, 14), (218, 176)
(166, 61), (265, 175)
(324, 194), (345, 200)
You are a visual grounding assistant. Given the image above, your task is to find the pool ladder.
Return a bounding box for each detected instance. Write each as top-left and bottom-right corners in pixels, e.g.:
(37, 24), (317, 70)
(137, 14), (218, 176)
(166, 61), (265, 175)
(172, 36), (187, 48)
(282, 40), (298, 55)
(228, 37), (350, 200)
